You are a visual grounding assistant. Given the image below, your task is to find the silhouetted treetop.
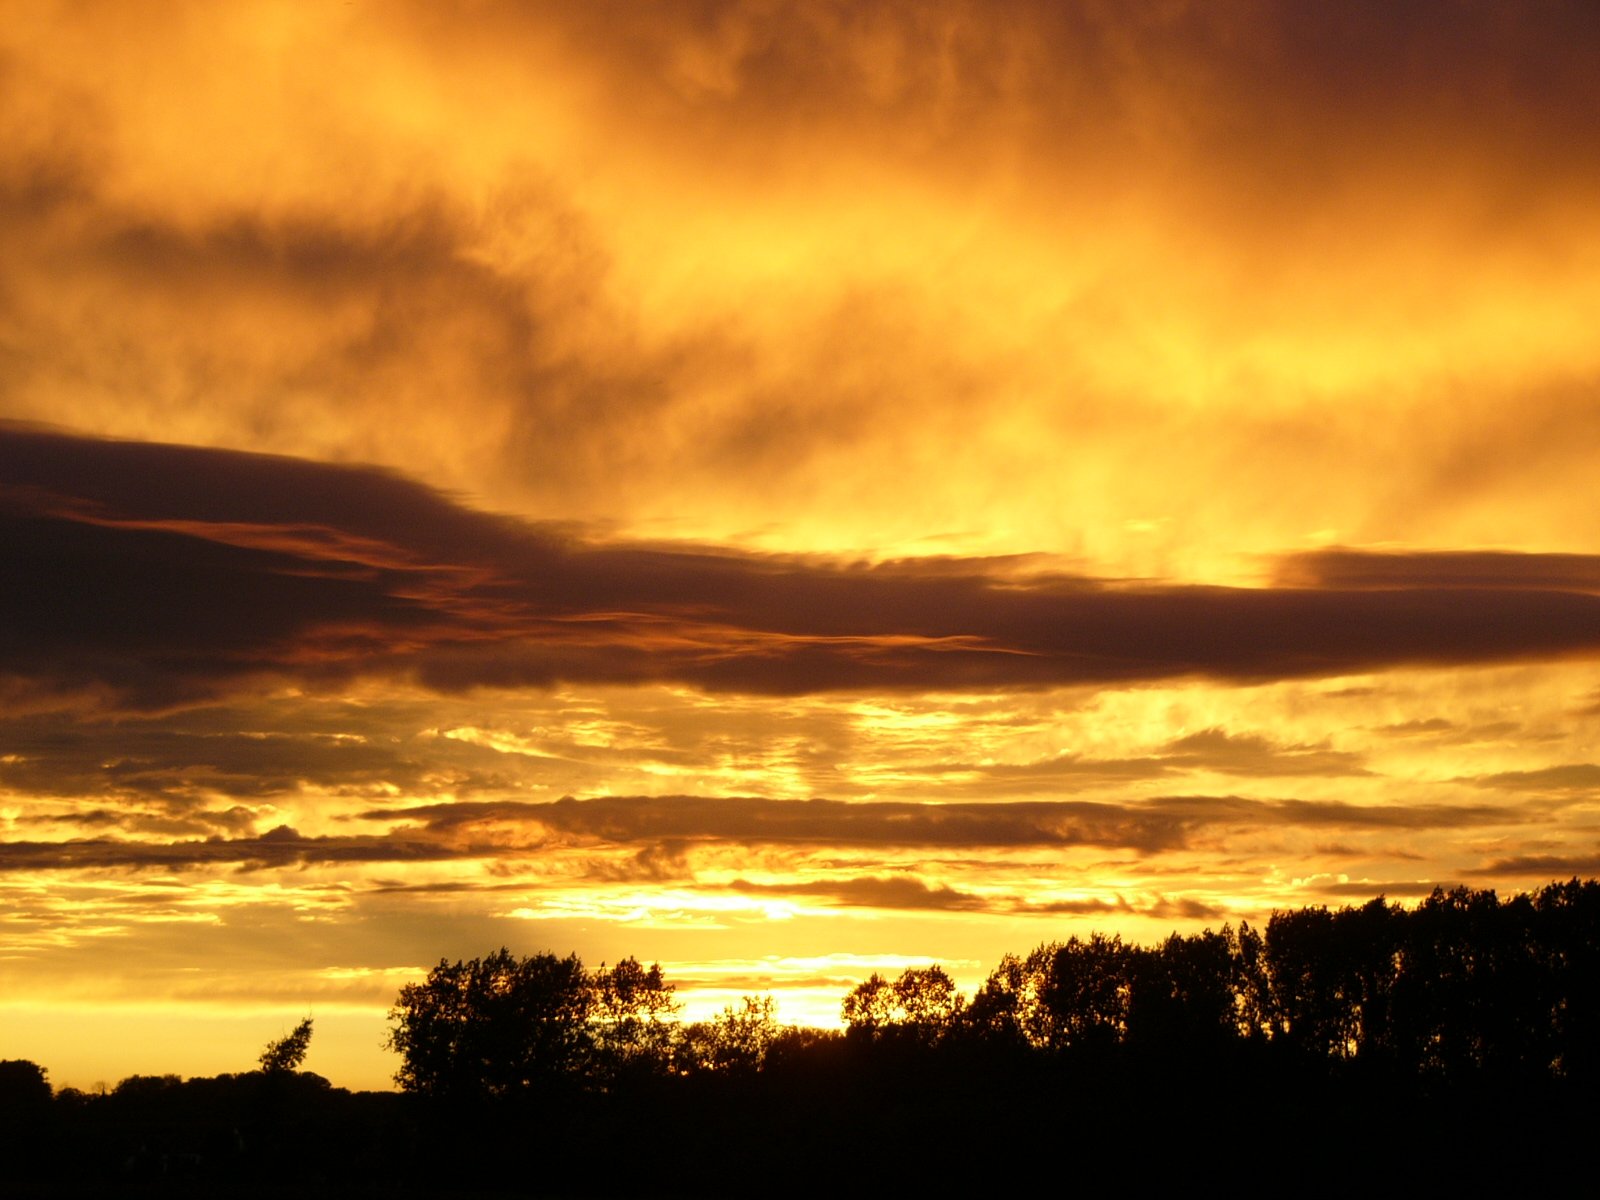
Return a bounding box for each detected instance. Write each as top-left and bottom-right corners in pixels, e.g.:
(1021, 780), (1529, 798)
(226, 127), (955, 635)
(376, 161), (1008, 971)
(0, 1060), (51, 1117)
(259, 1017), (314, 1074)
(679, 995), (780, 1076)
(385, 948), (687, 1099)
(842, 966), (965, 1045)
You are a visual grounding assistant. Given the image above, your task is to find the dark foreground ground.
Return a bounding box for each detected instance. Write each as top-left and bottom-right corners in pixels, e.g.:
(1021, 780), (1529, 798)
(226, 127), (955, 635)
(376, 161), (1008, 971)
(3, 1047), (1595, 1197)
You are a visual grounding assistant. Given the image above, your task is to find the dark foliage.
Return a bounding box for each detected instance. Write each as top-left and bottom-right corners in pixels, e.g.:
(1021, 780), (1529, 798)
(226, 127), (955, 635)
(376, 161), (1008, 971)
(12, 881), (1600, 1195)
(383, 948), (680, 1101)
(0, 1058), (52, 1114)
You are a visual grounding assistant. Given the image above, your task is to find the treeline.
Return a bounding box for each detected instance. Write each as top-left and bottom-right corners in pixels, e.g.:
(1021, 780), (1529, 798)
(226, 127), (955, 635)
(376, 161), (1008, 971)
(381, 880), (1600, 1094)
(6, 881), (1600, 1194)
(940, 875), (1600, 1077)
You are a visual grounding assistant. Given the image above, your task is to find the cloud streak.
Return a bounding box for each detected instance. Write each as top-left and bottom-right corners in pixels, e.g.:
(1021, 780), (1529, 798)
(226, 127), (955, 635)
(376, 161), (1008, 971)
(0, 791), (1523, 875)
(0, 825), (453, 873)
(372, 791), (1518, 856)
(13, 427), (1600, 710)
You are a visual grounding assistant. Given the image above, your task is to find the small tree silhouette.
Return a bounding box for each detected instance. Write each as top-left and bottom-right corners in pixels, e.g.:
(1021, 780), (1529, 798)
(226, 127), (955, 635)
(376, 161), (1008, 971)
(259, 1017), (314, 1073)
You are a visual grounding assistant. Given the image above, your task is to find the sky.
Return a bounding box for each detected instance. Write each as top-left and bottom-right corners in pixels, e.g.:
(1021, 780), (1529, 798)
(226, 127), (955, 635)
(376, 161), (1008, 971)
(5, 0), (1600, 1091)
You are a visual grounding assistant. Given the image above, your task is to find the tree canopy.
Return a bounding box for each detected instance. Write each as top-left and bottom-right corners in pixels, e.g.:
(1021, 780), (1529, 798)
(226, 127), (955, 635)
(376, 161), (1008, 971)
(380, 881), (1600, 1104)
(384, 948), (680, 1099)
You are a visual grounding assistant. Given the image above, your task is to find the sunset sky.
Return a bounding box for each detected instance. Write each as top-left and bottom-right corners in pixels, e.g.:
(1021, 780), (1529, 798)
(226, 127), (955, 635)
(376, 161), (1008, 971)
(6, 0), (1600, 1091)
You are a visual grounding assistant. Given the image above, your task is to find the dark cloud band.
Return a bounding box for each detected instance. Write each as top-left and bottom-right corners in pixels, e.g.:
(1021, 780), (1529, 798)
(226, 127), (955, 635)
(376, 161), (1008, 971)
(0, 791), (1518, 876)
(12, 425), (1600, 709)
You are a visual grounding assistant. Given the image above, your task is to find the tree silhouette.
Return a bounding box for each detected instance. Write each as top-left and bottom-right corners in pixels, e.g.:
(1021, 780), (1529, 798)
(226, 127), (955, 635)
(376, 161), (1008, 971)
(386, 949), (594, 1100)
(1127, 931), (1238, 1051)
(680, 995), (779, 1075)
(841, 966), (965, 1045)
(592, 957), (680, 1080)
(384, 948), (682, 1099)
(1390, 885), (1545, 1078)
(259, 1017), (314, 1074)
(1227, 921), (1273, 1040)
(1535, 878), (1600, 1079)
(964, 952), (1033, 1044)
(0, 1059), (51, 1117)
(1265, 904), (1359, 1058)
(1040, 934), (1134, 1051)
(841, 972), (897, 1037)
(17, 881), (1600, 1195)
(894, 966), (964, 1033)
(356, 881), (1600, 1124)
